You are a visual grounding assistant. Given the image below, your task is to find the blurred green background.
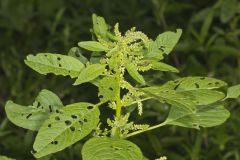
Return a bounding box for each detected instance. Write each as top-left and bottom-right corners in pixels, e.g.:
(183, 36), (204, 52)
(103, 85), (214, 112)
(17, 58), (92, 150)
(0, 0), (240, 159)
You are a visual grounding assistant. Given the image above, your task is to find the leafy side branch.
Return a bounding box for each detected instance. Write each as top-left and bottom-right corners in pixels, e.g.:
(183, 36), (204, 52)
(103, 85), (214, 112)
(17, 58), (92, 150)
(4, 14), (240, 160)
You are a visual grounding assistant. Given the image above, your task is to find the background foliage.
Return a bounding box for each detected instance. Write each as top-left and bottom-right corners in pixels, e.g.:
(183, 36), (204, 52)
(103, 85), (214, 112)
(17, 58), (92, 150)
(0, 0), (239, 159)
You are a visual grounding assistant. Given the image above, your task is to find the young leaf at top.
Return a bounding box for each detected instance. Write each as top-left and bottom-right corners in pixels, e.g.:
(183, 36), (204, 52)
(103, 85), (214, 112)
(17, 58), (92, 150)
(25, 53), (84, 78)
(82, 137), (144, 160)
(74, 64), (105, 85)
(226, 84), (240, 99)
(92, 14), (109, 40)
(5, 89), (63, 131)
(33, 102), (100, 158)
(78, 41), (109, 52)
(164, 104), (230, 129)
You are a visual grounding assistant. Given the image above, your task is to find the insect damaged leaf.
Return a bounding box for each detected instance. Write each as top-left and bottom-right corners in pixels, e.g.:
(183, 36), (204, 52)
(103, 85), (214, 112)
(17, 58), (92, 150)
(5, 89), (63, 131)
(82, 137), (144, 160)
(33, 102), (100, 158)
(25, 53), (84, 78)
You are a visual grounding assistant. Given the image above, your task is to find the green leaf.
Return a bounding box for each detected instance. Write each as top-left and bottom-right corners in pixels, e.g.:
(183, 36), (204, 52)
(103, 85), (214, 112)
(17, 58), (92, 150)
(165, 104), (230, 129)
(0, 156), (15, 160)
(68, 47), (88, 64)
(5, 89), (63, 131)
(145, 60), (179, 73)
(155, 29), (182, 55)
(92, 14), (109, 39)
(141, 86), (195, 111)
(25, 53), (84, 78)
(82, 137), (144, 160)
(74, 64), (105, 85)
(180, 90), (225, 105)
(173, 77), (227, 91)
(98, 77), (118, 102)
(126, 63), (145, 85)
(144, 41), (164, 60)
(78, 41), (109, 52)
(220, 0), (238, 23)
(226, 84), (240, 99)
(33, 102), (100, 158)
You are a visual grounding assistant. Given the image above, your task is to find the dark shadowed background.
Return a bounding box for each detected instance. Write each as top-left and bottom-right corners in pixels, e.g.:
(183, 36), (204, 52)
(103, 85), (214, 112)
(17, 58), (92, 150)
(0, 0), (240, 159)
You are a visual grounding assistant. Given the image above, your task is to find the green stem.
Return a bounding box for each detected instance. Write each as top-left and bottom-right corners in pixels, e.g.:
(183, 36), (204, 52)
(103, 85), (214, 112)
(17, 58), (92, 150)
(116, 72), (121, 120)
(125, 122), (167, 138)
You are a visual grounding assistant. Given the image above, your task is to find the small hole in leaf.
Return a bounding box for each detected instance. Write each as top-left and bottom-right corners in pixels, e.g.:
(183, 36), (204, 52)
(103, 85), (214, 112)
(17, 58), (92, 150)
(87, 106), (93, 110)
(57, 57), (61, 61)
(79, 121), (83, 125)
(83, 119), (88, 122)
(48, 124), (51, 128)
(44, 54), (47, 57)
(49, 105), (52, 112)
(208, 83), (212, 85)
(26, 114), (32, 119)
(36, 102), (41, 108)
(54, 141), (58, 145)
(200, 77), (205, 80)
(70, 126), (75, 132)
(31, 150), (37, 154)
(215, 82), (220, 85)
(51, 141), (54, 144)
(194, 83), (200, 88)
(109, 87), (113, 91)
(75, 51), (80, 57)
(59, 64), (62, 67)
(65, 120), (72, 126)
(99, 95), (103, 99)
(55, 116), (60, 121)
(71, 115), (77, 119)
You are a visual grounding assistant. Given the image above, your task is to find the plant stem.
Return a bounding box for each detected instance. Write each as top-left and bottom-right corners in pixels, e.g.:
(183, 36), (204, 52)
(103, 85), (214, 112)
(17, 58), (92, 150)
(125, 122), (167, 138)
(116, 72), (121, 120)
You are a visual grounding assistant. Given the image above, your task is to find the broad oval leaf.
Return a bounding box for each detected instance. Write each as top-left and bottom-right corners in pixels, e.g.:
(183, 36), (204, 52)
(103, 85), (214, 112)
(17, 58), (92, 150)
(98, 76), (118, 102)
(173, 76), (227, 91)
(33, 102), (100, 158)
(155, 29), (182, 55)
(78, 41), (108, 52)
(25, 53), (84, 78)
(74, 64), (105, 85)
(226, 84), (240, 99)
(5, 89), (63, 131)
(126, 63), (145, 85)
(165, 104), (230, 129)
(82, 137), (144, 160)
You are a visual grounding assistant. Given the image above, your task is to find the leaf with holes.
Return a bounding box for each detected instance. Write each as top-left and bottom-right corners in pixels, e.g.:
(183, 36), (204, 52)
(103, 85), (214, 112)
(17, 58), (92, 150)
(98, 77), (118, 102)
(126, 63), (145, 85)
(164, 104), (230, 129)
(68, 47), (88, 64)
(92, 14), (109, 39)
(33, 102), (100, 158)
(141, 86), (196, 111)
(5, 89), (63, 131)
(78, 41), (109, 52)
(74, 64), (105, 85)
(25, 53), (84, 78)
(82, 137), (144, 160)
(155, 29), (182, 55)
(226, 84), (240, 99)
(173, 76), (227, 91)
